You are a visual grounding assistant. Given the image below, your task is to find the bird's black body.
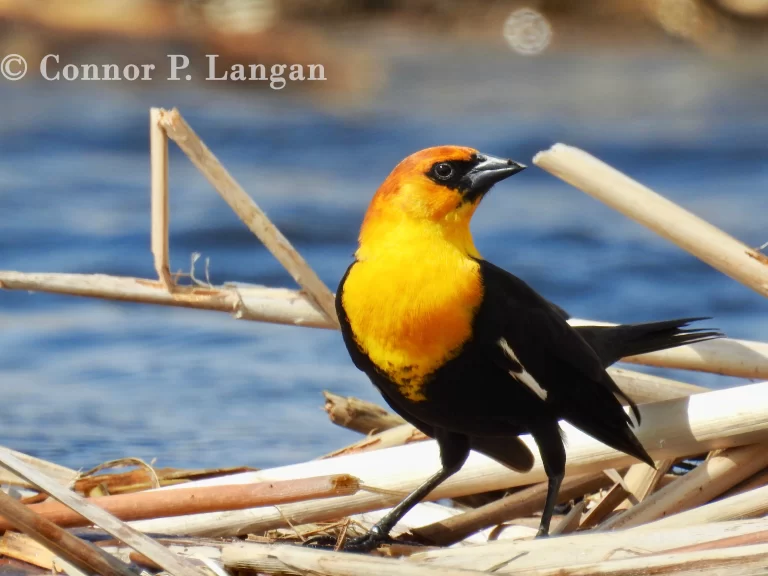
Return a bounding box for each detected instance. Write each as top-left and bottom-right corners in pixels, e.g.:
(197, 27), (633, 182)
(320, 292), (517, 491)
(331, 258), (721, 548)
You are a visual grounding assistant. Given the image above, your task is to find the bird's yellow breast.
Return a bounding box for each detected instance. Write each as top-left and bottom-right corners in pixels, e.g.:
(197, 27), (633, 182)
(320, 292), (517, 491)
(341, 240), (483, 402)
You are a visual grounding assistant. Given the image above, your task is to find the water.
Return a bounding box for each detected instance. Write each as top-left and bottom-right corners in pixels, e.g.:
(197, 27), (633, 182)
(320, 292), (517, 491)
(1, 42), (767, 470)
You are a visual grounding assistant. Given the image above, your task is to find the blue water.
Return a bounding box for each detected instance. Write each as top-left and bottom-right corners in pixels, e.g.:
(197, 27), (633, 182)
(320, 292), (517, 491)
(1, 44), (767, 470)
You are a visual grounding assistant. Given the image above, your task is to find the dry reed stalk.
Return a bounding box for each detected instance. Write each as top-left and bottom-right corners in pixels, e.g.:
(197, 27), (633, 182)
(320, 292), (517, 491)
(212, 536), (768, 576)
(620, 337), (768, 379)
(107, 521), (768, 575)
(534, 144), (768, 299)
(0, 273), (333, 328)
(0, 447), (207, 576)
(629, 458), (674, 501)
(0, 531), (60, 571)
(601, 443), (768, 530)
(73, 465), (254, 496)
(550, 500), (586, 536)
(220, 542), (488, 576)
(0, 490), (137, 576)
(578, 481), (631, 530)
(128, 552), (211, 574)
(719, 466), (768, 499)
(639, 482), (768, 530)
(0, 447), (77, 490)
(117, 537), (225, 568)
(322, 425), (428, 459)
(410, 518), (768, 573)
(612, 458), (673, 512)
(323, 392), (406, 434)
(411, 473), (609, 546)
(512, 543), (768, 576)
(130, 381), (768, 537)
(2, 270), (764, 378)
(156, 107), (339, 327)
(663, 529), (768, 554)
(149, 108), (172, 290)
(0, 474), (359, 532)
(605, 368), (705, 403)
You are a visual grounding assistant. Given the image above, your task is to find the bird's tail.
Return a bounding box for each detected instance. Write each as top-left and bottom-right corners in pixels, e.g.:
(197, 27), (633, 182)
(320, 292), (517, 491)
(570, 411), (656, 468)
(575, 317), (723, 368)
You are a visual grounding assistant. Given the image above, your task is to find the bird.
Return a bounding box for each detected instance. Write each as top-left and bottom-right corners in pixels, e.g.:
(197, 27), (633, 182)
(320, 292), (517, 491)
(314, 146), (722, 551)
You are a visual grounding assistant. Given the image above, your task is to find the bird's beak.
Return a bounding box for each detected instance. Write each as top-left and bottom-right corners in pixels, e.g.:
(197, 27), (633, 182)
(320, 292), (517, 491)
(466, 154), (527, 193)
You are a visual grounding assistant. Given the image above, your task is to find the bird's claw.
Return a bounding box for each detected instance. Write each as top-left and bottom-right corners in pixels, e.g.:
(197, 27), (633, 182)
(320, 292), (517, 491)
(303, 528), (413, 553)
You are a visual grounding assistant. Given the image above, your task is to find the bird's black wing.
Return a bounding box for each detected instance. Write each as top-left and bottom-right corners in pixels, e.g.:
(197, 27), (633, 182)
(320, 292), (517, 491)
(475, 260), (652, 465)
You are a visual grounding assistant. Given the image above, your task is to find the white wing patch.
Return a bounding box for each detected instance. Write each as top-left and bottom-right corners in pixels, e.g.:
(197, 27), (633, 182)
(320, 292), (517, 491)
(498, 338), (548, 400)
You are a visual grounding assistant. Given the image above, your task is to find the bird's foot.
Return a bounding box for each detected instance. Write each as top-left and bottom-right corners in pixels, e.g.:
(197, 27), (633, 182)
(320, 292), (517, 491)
(304, 527), (418, 553)
(535, 526), (551, 539)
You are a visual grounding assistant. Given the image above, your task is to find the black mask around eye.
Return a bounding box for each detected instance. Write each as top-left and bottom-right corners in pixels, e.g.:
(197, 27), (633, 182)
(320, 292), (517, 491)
(426, 153), (526, 202)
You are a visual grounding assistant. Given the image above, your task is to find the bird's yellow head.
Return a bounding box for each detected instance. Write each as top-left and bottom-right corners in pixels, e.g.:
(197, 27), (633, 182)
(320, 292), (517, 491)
(358, 146), (526, 258)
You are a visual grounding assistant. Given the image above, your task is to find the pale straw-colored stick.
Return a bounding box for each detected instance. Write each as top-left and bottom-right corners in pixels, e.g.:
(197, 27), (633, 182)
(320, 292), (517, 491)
(323, 391), (407, 434)
(0, 489), (138, 576)
(601, 443), (768, 530)
(410, 518), (768, 573)
(637, 481), (768, 530)
(719, 465), (768, 499)
(578, 481), (630, 530)
(0, 445), (78, 489)
(321, 423), (428, 459)
(0, 446), (207, 576)
(149, 108), (173, 290)
(662, 528), (768, 555)
(0, 531), (68, 573)
(620, 337), (768, 378)
(534, 144), (768, 298)
(221, 543), (487, 576)
(611, 457), (673, 512)
(130, 381), (768, 537)
(2, 270), (766, 378)
(126, 524), (768, 575)
(629, 458), (674, 502)
(156, 107), (339, 327)
(550, 500), (586, 536)
(0, 272), (332, 328)
(606, 367), (704, 403)
(504, 543), (768, 576)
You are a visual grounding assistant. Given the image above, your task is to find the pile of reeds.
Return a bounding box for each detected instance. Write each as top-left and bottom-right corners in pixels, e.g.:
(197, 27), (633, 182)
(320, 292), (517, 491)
(2, 109), (768, 576)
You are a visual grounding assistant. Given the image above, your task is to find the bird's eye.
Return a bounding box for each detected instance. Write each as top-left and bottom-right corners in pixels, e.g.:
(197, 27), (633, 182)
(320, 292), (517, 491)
(433, 163), (454, 181)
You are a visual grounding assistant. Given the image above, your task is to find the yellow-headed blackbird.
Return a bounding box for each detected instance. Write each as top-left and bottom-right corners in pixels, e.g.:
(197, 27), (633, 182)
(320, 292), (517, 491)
(318, 146), (721, 550)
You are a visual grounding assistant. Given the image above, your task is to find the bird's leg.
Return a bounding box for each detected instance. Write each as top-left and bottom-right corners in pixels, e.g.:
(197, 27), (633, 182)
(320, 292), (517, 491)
(305, 430), (469, 552)
(531, 424), (566, 538)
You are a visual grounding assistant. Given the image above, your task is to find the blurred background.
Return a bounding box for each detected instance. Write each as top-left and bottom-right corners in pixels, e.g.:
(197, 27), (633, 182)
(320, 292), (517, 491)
(0, 0), (767, 470)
